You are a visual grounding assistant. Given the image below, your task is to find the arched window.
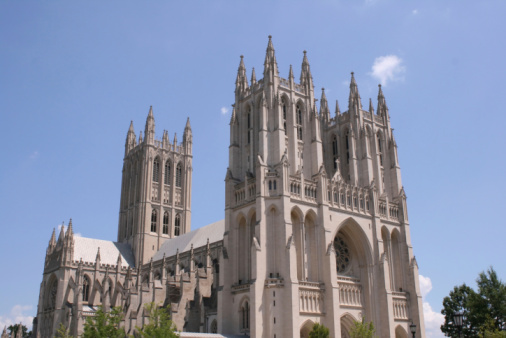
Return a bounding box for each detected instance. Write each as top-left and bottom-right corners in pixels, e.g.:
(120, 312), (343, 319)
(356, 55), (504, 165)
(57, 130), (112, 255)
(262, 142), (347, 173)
(282, 99), (287, 134)
(83, 276), (90, 302)
(153, 158), (160, 183)
(241, 301), (250, 330)
(163, 211), (169, 235)
(210, 319), (218, 333)
(164, 160), (171, 185)
(151, 210), (157, 232)
(247, 109), (252, 144)
(345, 131), (350, 164)
(377, 133), (383, 166)
(332, 136), (339, 169)
(176, 163), (182, 187)
(296, 104), (303, 140)
(174, 214), (181, 236)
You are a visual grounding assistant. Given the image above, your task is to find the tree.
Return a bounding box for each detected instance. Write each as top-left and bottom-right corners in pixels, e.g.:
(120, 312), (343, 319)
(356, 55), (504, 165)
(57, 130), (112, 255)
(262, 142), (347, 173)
(55, 323), (73, 338)
(7, 324), (31, 338)
(308, 323), (329, 338)
(350, 319), (375, 338)
(441, 284), (478, 337)
(135, 302), (179, 338)
(441, 267), (506, 337)
(82, 306), (126, 338)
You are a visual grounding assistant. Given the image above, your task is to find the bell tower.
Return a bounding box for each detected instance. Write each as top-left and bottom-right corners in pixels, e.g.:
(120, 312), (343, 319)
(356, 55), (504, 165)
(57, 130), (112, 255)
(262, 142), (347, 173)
(220, 37), (425, 338)
(117, 107), (193, 266)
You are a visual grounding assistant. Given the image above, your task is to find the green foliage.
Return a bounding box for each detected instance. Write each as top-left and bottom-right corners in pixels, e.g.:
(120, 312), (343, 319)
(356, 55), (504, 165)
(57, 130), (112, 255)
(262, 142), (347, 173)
(55, 323), (73, 338)
(441, 267), (506, 337)
(7, 324), (31, 338)
(350, 319), (375, 338)
(135, 302), (179, 338)
(82, 306), (126, 338)
(308, 323), (329, 338)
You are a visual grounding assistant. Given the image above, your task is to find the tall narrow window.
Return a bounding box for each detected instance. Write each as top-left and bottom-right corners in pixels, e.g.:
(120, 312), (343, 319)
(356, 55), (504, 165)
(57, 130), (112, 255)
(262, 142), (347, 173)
(163, 211), (169, 235)
(164, 161), (171, 185)
(174, 214), (181, 236)
(332, 136), (338, 169)
(151, 210), (157, 232)
(282, 99), (287, 134)
(176, 163), (182, 187)
(247, 110), (252, 144)
(242, 301), (250, 330)
(296, 105), (303, 140)
(346, 131), (350, 164)
(83, 276), (90, 302)
(377, 133), (383, 166)
(153, 158), (160, 182)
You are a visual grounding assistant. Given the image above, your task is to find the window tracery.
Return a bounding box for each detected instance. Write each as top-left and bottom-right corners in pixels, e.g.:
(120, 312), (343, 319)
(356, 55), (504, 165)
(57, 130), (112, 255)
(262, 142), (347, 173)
(334, 235), (351, 274)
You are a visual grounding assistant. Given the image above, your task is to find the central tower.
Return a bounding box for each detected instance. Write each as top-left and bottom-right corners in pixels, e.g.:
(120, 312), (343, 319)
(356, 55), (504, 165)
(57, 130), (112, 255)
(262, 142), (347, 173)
(219, 37), (425, 337)
(118, 107), (193, 266)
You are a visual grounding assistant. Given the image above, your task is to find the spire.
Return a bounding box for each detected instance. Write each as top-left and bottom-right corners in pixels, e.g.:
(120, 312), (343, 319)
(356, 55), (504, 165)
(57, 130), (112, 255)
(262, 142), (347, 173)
(263, 35), (279, 78)
(184, 117), (191, 131)
(125, 121), (137, 156)
(57, 222), (65, 244)
(300, 50), (313, 87)
(348, 72), (362, 110)
(144, 106), (155, 144)
(251, 67), (256, 85)
(95, 247), (101, 264)
(116, 252), (122, 267)
(335, 100), (341, 117)
(377, 84), (388, 116)
(369, 98), (374, 114)
(288, 64), (294, 81)
(65, 218), (73, 241)
(173, 132), (177, 146)
(138, 130), (143, 143)
(49, 228), (56, 248)
(235, 55), (249, 92)
(320, 88), (330, 122)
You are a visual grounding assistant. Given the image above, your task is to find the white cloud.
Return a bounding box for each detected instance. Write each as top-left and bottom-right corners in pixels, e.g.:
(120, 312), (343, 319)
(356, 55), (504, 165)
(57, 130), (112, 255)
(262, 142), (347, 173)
(0, 305), (34, 331)
(419, 274), (445, 338)
(412, 9), (419, 15)
(29, 151), (39, 160)
(370, 55), (406, 86)
(220, 107), (229, 115)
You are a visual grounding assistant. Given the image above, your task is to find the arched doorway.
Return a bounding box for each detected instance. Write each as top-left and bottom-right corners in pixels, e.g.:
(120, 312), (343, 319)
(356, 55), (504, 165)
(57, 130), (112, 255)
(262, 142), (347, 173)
(300, 320), (314, 338)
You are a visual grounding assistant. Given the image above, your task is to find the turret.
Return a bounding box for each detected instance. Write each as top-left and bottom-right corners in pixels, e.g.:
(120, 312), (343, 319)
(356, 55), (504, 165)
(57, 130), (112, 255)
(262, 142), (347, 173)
(320, 88), (330, 123)
(144, 106), (155, 145)
(377, 84), (388, 117)
(235, 55), (249, 95)
(348, 72), (362, 113)
(300, 51), (315, 100)
(335, 100), (341, 118)
(251, 67), (257, 86)
(263, 35), (279, 107)
(183, 117), (192, 154)
(162, 130), (169, 148)
(125, 121), (136, 156)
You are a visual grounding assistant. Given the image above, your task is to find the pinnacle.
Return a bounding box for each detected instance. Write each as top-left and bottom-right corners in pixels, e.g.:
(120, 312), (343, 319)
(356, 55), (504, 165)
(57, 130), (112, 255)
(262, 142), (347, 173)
(251, 67), (256, 84)
(148, 106), (153, 117)
(335, 100), (341, 116)
(185, 117), (191, 130)
(289, 65), (294, 79)
(369, 98), (374, 113)
(128, 120), (134, 132)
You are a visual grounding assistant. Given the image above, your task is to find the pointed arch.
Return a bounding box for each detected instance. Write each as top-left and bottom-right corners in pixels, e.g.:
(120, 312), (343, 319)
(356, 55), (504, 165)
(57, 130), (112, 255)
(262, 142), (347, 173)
(175, 162), (182, 187)
(163, 211), (169, 235)
(391, 228), (404, 292)
(151, 209), (157, 232)
(291, 207), (304, 281)
(300, 319), (315, 338)
(164, 159), (171, 185)
(340, 313), (357, 338)
(174, 213), (181, 236)
(82, 274), (91, 303)
(238, 296), (250, 332)
(153, 156), (160, 183)
(395, 325), (409, 338)
(304, 209), (319, 281)
(44, 274), (58, 310)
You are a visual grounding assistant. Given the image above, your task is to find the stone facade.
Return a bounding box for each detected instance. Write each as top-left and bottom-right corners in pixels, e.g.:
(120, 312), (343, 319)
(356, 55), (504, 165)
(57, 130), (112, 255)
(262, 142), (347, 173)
(35, 37), (425, 338)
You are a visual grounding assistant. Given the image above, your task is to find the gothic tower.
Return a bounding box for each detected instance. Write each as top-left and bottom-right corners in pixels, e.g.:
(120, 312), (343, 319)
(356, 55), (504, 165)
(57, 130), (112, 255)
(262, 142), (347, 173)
(118, 107), (193, 266)
(220, 37), (425, 337)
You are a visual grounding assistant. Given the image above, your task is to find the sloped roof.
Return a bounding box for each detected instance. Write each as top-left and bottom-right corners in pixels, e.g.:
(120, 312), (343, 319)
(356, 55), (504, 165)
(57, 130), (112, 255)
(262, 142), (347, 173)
(153, 219), (225, 261)
(73, 237), (135, 268)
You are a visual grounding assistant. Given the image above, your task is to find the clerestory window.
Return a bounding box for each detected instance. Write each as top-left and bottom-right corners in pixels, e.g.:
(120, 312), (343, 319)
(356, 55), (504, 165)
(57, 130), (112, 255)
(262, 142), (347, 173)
(153, 158), (160, 183)
(163, 211), (169, 235)
(176, 163), (182, 187)
(164, 160), (171, 185)
(174, 214), (181, 236)
(151, 210), (157, 232)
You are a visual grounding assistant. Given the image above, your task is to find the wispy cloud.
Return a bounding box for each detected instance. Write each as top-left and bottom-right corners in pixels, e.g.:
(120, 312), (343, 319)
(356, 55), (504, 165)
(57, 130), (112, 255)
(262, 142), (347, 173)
(0, 305), (34, 331)
(412, 9), (419, 15)
(370, 55), (406, 86)
(220, 107), (229, 115)
(419, 275), (445, 338)
(29, 151), (39, 160)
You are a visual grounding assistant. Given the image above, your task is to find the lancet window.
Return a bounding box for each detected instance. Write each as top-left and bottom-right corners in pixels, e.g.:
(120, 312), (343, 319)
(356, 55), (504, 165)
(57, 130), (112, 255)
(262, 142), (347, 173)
(174, 214), (181, 236)
(332, 136), (339, 169)
(163, 211), (169, 235)
(153, 158), (160, 182)
(282, 99), (287, 134)
(151, 210), (157, 232)
(176, 163), (182, 187)
(164, 160), (171, 185)
(296, 104), (303, 140)
(83, 276), (90, 302)
(241, 301), (250, 331)
(377, 133), (383, 166)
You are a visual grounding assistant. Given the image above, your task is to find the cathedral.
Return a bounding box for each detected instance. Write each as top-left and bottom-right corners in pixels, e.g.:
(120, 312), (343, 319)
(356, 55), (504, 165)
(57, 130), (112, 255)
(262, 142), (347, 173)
(35, 36), (426, 337)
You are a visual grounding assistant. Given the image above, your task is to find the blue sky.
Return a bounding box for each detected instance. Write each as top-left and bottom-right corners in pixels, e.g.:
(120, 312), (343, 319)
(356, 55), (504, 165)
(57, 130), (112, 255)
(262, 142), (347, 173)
(1, 1), (505, 337)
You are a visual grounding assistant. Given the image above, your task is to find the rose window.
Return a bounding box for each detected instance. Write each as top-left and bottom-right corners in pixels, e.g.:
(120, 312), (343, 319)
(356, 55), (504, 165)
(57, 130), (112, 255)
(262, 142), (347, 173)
(334, 235), (351, 274)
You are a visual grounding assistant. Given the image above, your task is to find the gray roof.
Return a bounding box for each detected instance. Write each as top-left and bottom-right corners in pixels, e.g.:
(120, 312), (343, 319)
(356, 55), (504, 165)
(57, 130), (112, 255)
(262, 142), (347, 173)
(153, 219), (225, 261)
(73, 237), (135, 268)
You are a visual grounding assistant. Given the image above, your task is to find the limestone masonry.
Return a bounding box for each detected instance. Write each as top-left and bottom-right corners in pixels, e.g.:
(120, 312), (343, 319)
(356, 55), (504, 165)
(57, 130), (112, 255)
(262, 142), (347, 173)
(35, 36), (426, 338)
